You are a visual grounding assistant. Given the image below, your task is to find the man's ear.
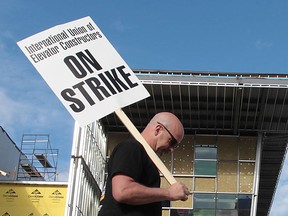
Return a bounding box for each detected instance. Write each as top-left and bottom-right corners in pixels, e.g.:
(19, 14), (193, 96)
(155, 124), (161, 136)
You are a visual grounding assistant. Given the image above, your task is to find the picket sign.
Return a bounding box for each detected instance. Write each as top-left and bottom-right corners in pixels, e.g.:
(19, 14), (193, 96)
(114, 108), (177, 184)
(17, 16), (177, 185)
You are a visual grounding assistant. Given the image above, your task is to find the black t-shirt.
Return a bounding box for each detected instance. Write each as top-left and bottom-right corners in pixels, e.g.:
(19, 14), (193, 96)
(99, 139), (161, 216)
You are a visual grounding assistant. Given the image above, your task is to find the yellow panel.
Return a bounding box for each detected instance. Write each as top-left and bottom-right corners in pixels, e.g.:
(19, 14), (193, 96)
(162, 209), (170, 216)
(173, 135), (194, 174)
(195, 135), (217, 145)
(171, 177), (193, 208)
(194, 177), (215, 192)
(160, 176), (170, 189)
(161, 177), (193, 192)
(0, 183), (67, 216)
(218, 162), (237, 192)
(218, 137), (238, 161)
(161, 152), (172, 171)
(240, 162), (255, 193)
(239, 137), (257, 160)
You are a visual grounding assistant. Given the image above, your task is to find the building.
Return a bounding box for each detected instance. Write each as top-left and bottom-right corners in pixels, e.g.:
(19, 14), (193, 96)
(0, 126), (21, 181)
(66, 70), (288, 216)
(0, 128), (66, 215)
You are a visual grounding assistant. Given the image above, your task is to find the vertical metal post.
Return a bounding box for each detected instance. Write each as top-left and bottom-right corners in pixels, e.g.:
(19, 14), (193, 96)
(251, 133), (263, 216)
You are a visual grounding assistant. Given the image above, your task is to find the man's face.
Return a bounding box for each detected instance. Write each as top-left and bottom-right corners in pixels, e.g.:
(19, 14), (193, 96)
(156, 121), (179, 156)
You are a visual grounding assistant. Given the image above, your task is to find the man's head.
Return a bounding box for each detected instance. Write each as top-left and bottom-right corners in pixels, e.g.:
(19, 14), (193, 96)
(141, 112), (184, 156)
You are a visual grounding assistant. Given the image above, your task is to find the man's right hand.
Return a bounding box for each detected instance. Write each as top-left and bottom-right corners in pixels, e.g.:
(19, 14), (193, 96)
(168, 182), (190, 201)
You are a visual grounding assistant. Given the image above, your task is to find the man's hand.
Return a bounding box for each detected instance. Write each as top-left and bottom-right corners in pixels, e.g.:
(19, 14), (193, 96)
(167, 182), (190, 201)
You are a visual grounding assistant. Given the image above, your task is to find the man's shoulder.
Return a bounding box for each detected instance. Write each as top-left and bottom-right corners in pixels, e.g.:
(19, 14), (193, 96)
(118, 138), (142, 148)
(112, 138), (143, 154)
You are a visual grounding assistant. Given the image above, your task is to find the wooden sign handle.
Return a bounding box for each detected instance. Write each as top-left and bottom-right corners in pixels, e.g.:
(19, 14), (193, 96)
(114, 108), (177, 185)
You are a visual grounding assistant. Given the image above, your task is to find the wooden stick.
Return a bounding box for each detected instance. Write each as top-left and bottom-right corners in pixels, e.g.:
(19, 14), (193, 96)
(114, 108), (177, 184)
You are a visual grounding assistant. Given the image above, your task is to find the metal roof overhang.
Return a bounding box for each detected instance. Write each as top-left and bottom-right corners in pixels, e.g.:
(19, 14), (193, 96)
(101, 70), (288, 216)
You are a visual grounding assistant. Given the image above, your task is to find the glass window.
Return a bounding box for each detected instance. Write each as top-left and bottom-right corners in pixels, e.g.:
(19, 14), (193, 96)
(238, 195), (252, 210)
(171, 209), (193, 216)
(194, 145), (217, 176)
(216, 209), (237, 216)
(195, 160), (217, 175)
(194, 193), (216, 209)
(194, 209), (215, 216)
(216, 194), (237, 209)
(195, 146), (217, 159)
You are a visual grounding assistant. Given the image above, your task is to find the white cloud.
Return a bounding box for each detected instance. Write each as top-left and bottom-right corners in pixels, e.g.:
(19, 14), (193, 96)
(255, 39), (273, 49)
(269, 156), (288, 216)
(269, 185), (288, 215)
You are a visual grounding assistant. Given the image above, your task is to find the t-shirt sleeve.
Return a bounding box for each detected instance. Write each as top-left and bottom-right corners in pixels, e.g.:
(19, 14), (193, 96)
(109, 140), (145, 181)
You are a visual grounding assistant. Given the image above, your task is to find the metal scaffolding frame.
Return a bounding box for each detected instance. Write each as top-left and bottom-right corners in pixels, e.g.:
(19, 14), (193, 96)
(17, 134), (59, 181)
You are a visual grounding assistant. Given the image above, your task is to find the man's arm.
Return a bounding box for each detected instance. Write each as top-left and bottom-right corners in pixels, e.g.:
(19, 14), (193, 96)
(112, 174), (189, 205)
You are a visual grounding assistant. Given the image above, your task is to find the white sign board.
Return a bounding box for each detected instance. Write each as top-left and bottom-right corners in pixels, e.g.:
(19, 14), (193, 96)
(17, 16), (150, 126)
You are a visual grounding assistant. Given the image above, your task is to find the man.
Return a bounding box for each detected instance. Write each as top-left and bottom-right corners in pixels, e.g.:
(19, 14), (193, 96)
(99, 112), (189, 216)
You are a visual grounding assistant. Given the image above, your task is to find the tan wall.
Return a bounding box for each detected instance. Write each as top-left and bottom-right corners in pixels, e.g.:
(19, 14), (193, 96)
(0, 182), (67, 216)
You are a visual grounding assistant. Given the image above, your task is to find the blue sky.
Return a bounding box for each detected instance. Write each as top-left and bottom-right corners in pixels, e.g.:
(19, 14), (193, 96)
(0, 0), (287, 215)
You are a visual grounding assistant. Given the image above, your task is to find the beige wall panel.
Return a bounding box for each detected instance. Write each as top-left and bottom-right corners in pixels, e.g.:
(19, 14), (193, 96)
(175, 177), (193, 192)
(162, 209), (170, 216)
(171, 177), (193, 208)
(194, 177), (215, 192)
(218, 162), (237, 192)
(160, 151), (172, 171)
(107, 132), (131, 156)
(218, 137), (238, 161)
(173, 136), (194, 174)
(171, 196), (192, 208)
(239, 137), (257, 160)
(160, 176), (170, 189)
(240, 162), (255, 193)
(194, 136), (217, 145)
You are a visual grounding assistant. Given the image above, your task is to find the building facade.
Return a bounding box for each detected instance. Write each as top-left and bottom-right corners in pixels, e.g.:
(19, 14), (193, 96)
(66, 70), (288, 216)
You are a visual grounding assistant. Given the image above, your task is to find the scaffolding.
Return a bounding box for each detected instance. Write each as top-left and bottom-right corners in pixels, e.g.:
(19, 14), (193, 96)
(17, 134), (58, 181)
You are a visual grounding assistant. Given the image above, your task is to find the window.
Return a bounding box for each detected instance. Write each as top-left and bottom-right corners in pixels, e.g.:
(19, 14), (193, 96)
(216, 194), (237, 209)
(238, 195), (252, 216)
(170, 209), (193, 216)
(194, 145), (217, 176)
(194, 193), (251, 216)
(238, 195), (252, 210)
(194, 193), (216, 209)
(194, 209), (215, 216)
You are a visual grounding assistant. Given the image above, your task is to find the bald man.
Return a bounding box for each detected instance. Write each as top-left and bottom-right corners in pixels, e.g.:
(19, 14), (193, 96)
(99, 112), (189, 216)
